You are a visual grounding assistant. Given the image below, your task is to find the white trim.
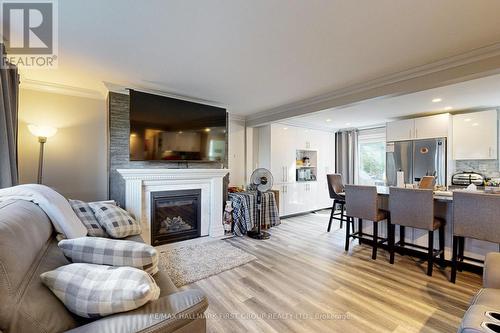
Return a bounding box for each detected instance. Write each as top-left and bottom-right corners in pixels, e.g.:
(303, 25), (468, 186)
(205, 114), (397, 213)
(104, 81), (228, 109)
(117, 168), (229, 180)
(246, 42), (500, 126)
(20, 79), (106, 100)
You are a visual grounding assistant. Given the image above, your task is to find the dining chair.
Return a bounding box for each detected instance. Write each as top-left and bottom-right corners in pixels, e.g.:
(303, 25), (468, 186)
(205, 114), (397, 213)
(326, 174), (347, 232)
(451, 191), (500, 283)
(419, 176), (436, 190)
(389, 187), (445, 276)
(344, 185), (392, 261)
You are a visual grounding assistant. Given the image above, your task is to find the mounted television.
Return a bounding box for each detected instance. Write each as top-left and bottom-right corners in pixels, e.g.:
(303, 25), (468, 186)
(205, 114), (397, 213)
(129, 90), (227, 162)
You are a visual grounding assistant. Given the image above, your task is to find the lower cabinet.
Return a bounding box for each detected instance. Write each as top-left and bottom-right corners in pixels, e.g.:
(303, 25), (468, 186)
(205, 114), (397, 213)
(274, 181), (332, 217)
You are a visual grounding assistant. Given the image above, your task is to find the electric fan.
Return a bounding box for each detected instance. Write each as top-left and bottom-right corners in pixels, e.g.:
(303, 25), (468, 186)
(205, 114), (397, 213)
(247, 168), (273, 240)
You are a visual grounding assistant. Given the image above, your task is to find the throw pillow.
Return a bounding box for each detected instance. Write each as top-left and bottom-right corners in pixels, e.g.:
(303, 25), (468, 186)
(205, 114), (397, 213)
(58, 237), (159, 275)
(89, 203), (142, 238)
(69, 200), (108, 237)
(40, 263), (160, 318)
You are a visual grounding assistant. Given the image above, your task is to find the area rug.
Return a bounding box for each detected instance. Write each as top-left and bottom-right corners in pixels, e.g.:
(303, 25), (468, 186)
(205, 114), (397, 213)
(157, 240), (257, 287)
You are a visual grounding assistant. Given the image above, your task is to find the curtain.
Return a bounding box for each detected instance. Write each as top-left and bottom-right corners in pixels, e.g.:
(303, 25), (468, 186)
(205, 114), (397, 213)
(0, 43), (20, 188)
(335, 129), (358, 185)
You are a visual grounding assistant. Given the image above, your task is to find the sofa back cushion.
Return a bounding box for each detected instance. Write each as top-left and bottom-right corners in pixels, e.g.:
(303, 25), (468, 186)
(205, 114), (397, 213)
(0, 200), (81, 333)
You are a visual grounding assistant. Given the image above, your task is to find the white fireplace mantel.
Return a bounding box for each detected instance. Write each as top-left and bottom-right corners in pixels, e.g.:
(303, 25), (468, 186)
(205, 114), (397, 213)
(117, 168), (229, 245)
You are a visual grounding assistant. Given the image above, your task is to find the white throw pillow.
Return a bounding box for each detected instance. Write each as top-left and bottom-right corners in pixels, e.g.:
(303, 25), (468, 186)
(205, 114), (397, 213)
(59, 237), (159, 275)
(40, 263), (160, 318)
(89, 203), (142, 238)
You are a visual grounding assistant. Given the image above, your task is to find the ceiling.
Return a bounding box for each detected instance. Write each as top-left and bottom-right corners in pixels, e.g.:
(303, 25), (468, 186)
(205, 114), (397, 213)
(287, 73), (500, 130)
(17, 0), (500, 116)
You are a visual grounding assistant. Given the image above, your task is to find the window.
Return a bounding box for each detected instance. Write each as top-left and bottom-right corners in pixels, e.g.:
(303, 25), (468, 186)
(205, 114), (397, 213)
(357, 127), (386, 186)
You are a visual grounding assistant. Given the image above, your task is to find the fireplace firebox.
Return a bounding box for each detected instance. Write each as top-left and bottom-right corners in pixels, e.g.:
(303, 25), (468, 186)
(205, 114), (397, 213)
(150, 189), (201, 245)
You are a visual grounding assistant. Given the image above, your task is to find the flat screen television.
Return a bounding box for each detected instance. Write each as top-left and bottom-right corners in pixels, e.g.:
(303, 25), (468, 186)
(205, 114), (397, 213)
(129, 90), (227, 162)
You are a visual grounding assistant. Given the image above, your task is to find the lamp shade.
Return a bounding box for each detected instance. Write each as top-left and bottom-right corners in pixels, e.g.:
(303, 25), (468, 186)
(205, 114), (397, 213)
(28, 124), (58, 138)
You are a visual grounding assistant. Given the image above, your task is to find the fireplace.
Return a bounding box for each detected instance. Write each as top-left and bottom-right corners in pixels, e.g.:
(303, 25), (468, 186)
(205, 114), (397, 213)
(150, 189), (201, 245)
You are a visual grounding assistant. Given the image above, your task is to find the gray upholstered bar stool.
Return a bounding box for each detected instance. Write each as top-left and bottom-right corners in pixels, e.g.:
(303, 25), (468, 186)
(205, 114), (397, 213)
(344, 185), (392, 261)
(326, 174), (347, 232)
(389, 187), (445, 276)
(451, 191), (500, 283)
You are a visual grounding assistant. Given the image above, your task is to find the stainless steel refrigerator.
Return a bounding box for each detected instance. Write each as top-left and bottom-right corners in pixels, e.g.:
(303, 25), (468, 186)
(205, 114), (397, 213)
(386, 138), (447, 186)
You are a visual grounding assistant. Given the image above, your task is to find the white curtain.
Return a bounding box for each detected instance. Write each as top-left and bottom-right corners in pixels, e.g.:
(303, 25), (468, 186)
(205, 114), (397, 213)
(335, 129), (358, 185)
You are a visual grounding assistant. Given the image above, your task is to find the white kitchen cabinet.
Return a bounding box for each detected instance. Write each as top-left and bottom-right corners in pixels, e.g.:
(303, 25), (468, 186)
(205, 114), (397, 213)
(386, 114), (450, 142)
(261, 124), (334, 216)
(386, 119), (415, 142)
(453, 110), (497, 160)
(414, 113), (450, 139)
(269, 124), (296, 183)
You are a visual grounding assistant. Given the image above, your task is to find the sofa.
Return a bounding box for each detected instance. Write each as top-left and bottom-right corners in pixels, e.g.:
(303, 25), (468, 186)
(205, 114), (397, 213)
(0, 200), (208, 333)
(459, 252), (500, 333)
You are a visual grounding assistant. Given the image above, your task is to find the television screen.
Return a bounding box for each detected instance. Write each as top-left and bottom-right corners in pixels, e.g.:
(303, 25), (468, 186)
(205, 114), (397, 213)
(129, 90), (227, 162)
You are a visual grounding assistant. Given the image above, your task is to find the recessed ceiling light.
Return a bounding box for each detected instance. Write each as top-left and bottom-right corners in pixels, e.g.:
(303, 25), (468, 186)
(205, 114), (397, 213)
(464, 118), (471, 122)
(345, 122), (351, 126)
(326, 119), (332, 122)
(444, 106), (453, 111)
(283, 127), (288, 130)
(432, 98), (442, 103)
(204, 128), (211, 132)
(472, 123), (479, 127)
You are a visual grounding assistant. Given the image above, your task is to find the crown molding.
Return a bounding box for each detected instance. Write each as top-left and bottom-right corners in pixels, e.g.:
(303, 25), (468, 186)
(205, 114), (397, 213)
(103, 81), (228, 110)
(20, 79), (106, 100)
(246, 42), (500, 127)
(228, 113), (246, 122)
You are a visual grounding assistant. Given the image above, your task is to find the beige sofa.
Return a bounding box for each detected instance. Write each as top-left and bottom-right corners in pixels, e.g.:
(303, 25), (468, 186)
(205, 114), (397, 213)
(0, 200), (208, 333)
(459, 252), (500, 333)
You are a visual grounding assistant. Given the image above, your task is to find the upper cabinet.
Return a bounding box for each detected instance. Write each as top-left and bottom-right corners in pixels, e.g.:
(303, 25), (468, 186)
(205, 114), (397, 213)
(453, 110), (498, 160)
(386, 113), (450, 142)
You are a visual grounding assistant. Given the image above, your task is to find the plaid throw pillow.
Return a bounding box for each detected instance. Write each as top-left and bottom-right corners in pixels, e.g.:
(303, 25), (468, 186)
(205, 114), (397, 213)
(40, 263), (160, 318)
(69, 200), (108, 237)
(58, 237), (159, 275)
(89, 203), (141, 238)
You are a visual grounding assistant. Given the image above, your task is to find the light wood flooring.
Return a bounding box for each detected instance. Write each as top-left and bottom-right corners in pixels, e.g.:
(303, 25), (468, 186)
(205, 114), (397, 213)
(182, 210), (482, 333)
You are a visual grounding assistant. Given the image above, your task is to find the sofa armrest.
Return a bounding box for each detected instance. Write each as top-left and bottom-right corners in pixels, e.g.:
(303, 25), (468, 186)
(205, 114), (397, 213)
(483, 252), (500, 289)
(65, 289), (208, 333)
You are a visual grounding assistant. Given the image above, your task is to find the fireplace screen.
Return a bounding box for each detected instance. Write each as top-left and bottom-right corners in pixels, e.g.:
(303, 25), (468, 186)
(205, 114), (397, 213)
(151, 189), (201, 245)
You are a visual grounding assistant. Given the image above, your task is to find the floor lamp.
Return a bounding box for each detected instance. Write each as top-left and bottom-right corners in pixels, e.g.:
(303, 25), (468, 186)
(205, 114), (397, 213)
(28, 124), (58, 184)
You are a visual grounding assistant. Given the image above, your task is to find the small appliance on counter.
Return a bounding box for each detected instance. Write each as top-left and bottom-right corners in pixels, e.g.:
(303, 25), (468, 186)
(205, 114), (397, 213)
(451, 171), (485, 187)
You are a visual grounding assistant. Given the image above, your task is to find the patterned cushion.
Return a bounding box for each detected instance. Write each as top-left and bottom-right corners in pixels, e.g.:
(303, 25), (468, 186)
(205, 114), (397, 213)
(40, 263), (160, 318)
(69, 200), (108, 237)
(89, 203), (142, 238)
(58, 237), (159, 275)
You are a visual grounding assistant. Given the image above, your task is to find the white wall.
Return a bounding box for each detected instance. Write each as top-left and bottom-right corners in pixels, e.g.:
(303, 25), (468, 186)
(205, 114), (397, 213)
(228, 117), (246, 186)
(18, 88), (108, 201)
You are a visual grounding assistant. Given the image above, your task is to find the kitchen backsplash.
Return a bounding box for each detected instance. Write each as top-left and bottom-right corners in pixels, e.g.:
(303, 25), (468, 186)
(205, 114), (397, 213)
(455, 160), (500, 178)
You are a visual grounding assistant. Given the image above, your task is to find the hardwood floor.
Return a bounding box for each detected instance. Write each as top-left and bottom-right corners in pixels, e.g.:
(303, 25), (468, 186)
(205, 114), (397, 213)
(182, 210), (482, 333)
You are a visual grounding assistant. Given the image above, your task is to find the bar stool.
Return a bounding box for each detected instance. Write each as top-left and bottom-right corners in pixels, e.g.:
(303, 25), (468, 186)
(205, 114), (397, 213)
(326, 174), (347, 232)
(344, 185), (392, 261)
(451, 191), (500, 283)
(389, 187), (445, 276)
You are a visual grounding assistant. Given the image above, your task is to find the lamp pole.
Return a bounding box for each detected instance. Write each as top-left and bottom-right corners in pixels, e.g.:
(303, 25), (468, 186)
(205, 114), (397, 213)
(37, 136), (47, 184)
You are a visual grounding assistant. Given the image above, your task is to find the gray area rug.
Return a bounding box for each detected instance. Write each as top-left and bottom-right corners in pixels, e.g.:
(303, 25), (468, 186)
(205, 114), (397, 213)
(158, 240), (257, 287)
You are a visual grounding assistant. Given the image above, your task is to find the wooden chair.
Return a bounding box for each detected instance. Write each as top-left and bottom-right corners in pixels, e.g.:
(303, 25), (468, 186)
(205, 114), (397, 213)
(389, 187), (445, 276)
(326, 174), (347, 232)
(451, 191), (500, 283)
(344, 185), (392, 261)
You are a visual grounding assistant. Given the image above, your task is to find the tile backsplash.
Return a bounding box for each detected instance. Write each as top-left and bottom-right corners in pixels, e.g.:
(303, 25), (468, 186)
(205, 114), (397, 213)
(455, 160), (500, 178)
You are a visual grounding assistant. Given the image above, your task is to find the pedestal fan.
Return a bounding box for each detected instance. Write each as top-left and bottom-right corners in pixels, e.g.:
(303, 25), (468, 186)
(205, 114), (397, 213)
(247, 168), (273, 240)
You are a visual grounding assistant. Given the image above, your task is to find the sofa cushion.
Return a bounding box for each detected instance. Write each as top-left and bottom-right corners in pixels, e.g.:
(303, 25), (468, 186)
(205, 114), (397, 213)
(59, 237), (159, 275)
(0, 200), (82, 333)
(89, 203), (142, 238)
(470, 288), (500, 307)
(69, 200), (109, 237)
(40, 263), (160, 318)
